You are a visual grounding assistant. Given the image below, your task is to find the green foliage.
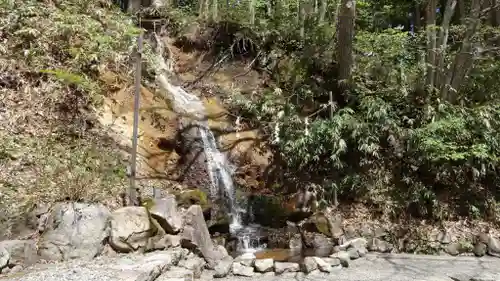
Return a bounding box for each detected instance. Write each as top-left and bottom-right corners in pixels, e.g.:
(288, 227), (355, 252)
(178, 0), (500, 221)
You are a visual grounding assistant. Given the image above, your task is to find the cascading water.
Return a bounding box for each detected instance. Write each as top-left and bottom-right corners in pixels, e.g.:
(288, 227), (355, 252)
(152, 38), (265, 253)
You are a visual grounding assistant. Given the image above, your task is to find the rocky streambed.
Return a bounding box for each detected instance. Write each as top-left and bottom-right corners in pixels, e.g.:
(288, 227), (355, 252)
(1, 194), (500, 280)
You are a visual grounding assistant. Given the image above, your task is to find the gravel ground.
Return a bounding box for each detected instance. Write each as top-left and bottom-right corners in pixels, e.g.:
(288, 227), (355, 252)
(1, 252), (499, 281)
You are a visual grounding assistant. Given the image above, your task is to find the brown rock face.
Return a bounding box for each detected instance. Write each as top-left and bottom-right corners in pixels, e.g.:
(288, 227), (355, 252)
(176, 117), (212, 195)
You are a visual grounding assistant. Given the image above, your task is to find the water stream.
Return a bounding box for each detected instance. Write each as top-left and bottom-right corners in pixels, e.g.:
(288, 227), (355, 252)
(152, 42), (265, 253)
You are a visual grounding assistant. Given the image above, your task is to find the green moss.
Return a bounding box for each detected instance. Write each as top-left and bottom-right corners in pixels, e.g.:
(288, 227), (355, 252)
(176, 189), (211, 211)
(311, 213), (331, 237)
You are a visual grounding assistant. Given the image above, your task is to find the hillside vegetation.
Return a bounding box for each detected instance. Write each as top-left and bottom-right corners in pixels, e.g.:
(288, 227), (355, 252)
(0, 0), (140, 238)
(148, 0), (500, 223)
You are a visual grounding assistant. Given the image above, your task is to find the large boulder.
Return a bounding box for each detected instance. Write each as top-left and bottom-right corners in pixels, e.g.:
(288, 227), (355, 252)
(0, 240), (37, 266)
(37, 202), (110, 261)
(147, 196), (183, 234)
(109, 207), (156, 253)
(180, 205), (227, 268)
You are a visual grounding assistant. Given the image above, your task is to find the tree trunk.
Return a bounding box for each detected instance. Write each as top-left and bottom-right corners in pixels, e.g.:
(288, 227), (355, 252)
(300, 1), (306, 38)
(211, 0), (218, 21)
(250, 0), (256, 24)
(319, 0), (328, 23)
(435, 0), (457, 89)
(441, 0), (482, 103)
(425, 0), (438, 90)
(336, 0), (356, 89)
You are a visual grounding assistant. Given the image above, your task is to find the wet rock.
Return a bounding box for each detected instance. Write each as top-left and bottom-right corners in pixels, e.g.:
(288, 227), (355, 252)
(487, 236), (500, 257)
(367, 237), (393, 253)
(274, 262), (300, 274)
(180, 205), (226, 269)
(148, 196), (183, 234)
(330, 251), (349, 267)
(213, 256), (233, 278)
(109, 206), (155, 253)
(312, 257), (332, 273)
(232, 262), (254, 276)
(0, 240), (37, 266)
(0, 247), (9, 271)
(38, 202), (110, 260)
(301, 257), (318, 273)
(473, 242), (487, 257)
(254, 258), (274, 273)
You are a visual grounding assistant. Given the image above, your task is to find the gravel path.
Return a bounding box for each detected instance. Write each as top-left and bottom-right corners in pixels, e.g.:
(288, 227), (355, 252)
(1, 252), (499, 281)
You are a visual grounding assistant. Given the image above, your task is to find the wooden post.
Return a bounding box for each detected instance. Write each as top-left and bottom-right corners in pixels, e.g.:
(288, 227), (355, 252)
(329, 91), (338, 208)
(129, 31), (143, 206)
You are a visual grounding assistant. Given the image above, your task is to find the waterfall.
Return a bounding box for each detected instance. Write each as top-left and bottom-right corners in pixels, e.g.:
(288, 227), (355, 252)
(153, 44), (243, 232)
(153, 38), (269, 253)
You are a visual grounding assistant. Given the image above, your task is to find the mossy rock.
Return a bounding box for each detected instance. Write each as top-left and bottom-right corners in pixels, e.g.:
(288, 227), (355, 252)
(310, 212), (331, 237)
(175, 188), (212, 212)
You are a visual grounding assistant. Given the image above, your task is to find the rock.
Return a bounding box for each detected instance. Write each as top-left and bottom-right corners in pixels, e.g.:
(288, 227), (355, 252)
(360, 224), (373, 238)
(312, 257), (332, 273)
(179, 256), (205, 278)
(445, 243), (461, 256)
(473, 242), (487, 257)
(232, 262), (254, 277)
(289, 233), (302, 250)
(148, 234), (181, 251)
(347, 247), (360, 260)
(301, 257), (318, 273)
(234, 253), (256, 267)
(326, 213), (343, 239)
(254, 258), (274, 273)
(213, 256), (233, 278)
(477, 233), (490, 244)
(470, 272), (500, 281)
(367, 237), (393, 253)
(312, 233), (334, 252)
(274, 262), (300, 274)
(358, 246), (368, 257)
(310, 213), (331, 236)
(487, 236), (500, 257)
(9, 265), (23, 274)
(322, 257), (341, 267)
(148, 196), (183, 234)
(0, 247), (9, 271)
(373, 227), (388, 238)
(344, 225), (358, 239)
(330, 251), (349, 267)
(0, 240), (37, 266)
(180, 205), (226, 269)
(38, 202), (110, 260)
(109, 206), (156, 253)
(435, 230), (452, 244)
